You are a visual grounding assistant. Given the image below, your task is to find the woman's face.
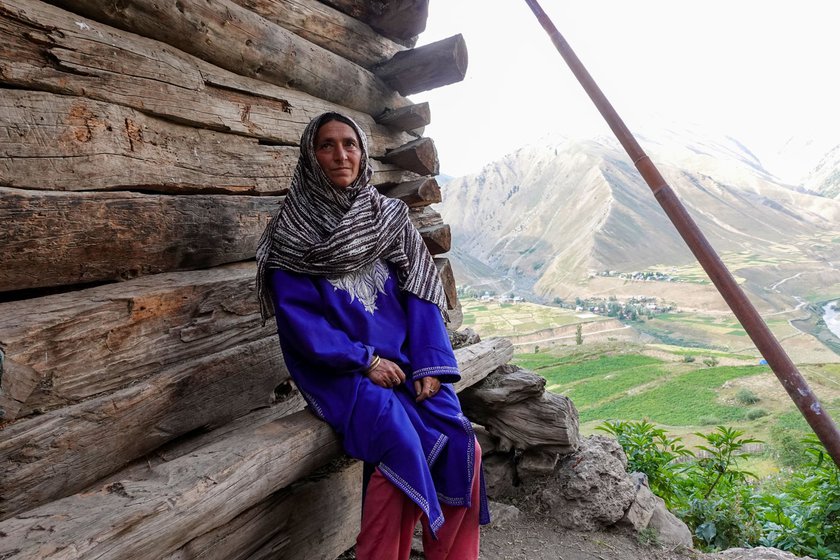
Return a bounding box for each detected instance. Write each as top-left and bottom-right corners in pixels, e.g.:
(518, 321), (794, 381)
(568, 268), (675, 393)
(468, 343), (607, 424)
(314, 120), (362, 188)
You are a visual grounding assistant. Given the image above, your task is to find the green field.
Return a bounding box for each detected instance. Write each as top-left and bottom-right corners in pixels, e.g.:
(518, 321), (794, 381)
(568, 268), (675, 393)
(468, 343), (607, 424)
(460, 296), (840, 464)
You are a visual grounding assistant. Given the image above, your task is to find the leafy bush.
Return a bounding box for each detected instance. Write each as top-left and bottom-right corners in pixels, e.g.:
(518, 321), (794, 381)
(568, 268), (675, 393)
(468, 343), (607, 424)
(735, 388), (760, 405)
(703, 356), (720, 367)
(746, 408), (768, 420)
(597, 419), (692, 507)
(683, 354), (696, 363)
(698, 415), (722, 426)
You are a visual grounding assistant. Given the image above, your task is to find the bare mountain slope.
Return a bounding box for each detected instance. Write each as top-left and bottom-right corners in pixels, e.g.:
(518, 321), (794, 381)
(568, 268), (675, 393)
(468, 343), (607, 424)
(441, 132), (840, 303)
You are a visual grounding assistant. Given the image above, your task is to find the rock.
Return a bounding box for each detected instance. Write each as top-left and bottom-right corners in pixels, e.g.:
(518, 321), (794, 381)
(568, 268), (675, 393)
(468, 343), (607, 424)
(517, 446), (561, 479)
(619, 471), (657, 531)
(449, 327), (481, 349)
(711, 547), (816, 560)
(647, 495), (693, 550)
(532, 435), (635, 531)
(474, 424), (498, 455)
(482, 452), (517, 499)
(488, 501), (522, 528)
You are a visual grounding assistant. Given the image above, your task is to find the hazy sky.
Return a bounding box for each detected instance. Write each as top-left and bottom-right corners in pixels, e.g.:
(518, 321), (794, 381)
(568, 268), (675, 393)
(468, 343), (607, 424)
(411, 1), (840, 181)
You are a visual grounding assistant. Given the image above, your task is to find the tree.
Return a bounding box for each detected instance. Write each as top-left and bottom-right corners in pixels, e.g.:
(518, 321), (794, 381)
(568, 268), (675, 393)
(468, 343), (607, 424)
(575, 324), (583, 345)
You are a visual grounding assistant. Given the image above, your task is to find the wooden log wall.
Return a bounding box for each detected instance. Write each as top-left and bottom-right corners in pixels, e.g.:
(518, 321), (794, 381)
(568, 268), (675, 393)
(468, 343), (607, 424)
(0, 0), (491, 558)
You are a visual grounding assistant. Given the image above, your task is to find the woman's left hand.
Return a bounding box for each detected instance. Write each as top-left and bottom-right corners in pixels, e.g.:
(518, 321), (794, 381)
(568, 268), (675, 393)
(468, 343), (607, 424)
(414, 376), (441, 402)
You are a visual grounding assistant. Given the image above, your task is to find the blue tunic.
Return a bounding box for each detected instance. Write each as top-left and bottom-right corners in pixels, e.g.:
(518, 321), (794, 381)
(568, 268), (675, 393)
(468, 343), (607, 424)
(268, 261), (489, 534)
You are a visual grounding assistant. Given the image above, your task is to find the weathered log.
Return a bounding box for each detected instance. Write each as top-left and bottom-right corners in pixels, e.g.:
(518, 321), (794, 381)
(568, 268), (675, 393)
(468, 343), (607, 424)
(49, 0), (409, 116)
(0, 411), (342, 560)
(460, 367), (580, 453)
(227, 0), (405, 68)
(0, 89), (296, 193)
(380, 176), (441, 208)
(419, 223), (451, 255)
(375, 34), (468, 96)
(0, 188), (279, 293)
(380, 137), (439, 176)
(163, 460), (362, 560)
(435, 257), (457, 310)
(370, 165), (424, 188)
(0, 0), (413, 152)
(0, 338), (513, 558)
(376, 102), (431, 131)
(0, 337), (289, 521)
(319, 0), (428, 42)
(408, 205), (442, 229)
(0, 263), (272, 417)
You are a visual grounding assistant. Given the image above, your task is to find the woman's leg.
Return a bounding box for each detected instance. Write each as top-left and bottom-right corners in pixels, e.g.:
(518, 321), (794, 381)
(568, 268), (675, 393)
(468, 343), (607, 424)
(420, 440), (483, 560)
(356, 467), (423, 560)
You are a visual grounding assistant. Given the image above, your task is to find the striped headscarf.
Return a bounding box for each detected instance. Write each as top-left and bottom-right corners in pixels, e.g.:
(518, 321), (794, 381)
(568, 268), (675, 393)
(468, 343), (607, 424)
(256, 112), (448, 322)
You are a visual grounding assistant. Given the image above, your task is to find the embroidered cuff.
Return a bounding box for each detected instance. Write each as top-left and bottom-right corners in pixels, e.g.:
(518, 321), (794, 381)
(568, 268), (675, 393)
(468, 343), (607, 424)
(412, 365), (461, 383)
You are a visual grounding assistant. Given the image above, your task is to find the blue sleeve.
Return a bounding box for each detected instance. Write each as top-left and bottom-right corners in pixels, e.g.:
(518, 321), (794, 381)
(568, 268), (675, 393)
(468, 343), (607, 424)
(269, 268), (373, 373)
(405, 293), (461, 383)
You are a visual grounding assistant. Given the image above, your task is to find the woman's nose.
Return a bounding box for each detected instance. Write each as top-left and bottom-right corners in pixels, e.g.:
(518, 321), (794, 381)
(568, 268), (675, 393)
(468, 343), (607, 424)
(335, 146), (348, 161)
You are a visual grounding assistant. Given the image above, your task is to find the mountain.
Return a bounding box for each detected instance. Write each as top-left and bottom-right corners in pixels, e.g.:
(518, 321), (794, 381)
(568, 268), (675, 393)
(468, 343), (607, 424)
(805, 144), (840, 199)
(440, 130), (840, 308)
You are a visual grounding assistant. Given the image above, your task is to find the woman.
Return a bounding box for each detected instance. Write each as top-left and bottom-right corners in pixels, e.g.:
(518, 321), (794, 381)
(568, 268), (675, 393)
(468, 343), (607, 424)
(256, 112), (489, 559)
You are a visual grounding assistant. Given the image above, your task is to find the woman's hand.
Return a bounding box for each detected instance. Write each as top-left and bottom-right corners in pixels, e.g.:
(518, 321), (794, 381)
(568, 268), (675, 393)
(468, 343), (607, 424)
(414, 376), (441, 402)
(367, 357), (406, 389)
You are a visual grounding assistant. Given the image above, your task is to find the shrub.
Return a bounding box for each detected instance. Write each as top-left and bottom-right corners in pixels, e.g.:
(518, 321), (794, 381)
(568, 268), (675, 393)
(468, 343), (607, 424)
(703, 356), (720, 367)
(683, 354), (696, 363)
(746, 408), (769, 420)
(698, 415), (722, 426)
(736, 388), (760, 405)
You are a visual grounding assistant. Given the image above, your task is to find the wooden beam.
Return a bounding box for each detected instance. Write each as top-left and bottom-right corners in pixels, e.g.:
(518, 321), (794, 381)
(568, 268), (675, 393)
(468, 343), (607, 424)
(435, 257), (458, 310)
(0, 0), (414, 152)
(0, 337), (290, 521)
(0, 188), (279, 292)
(0, 90), (296, 194)
(380, 137), (439, 176)
(48, 0), (410, 116)
(375, 34), (468, 95)
(419, 223), (451, 255)
(319, 0), (429, 42)
(376, 102), (431, 131)
(408, 205), (442, 229)
(0, 263), (272, 417)
(227, 0), (405, 68)
(379, 177), (441, 208)
(0, 338), (513, 558)
(162, 462), (361, 560)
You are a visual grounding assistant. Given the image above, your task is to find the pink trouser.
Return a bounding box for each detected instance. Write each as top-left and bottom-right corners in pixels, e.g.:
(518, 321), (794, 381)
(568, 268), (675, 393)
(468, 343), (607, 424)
(355, 441), (482, 560)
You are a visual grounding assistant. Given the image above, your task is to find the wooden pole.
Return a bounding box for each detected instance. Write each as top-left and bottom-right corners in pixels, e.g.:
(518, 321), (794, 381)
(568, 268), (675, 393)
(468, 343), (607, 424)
(523, 0), (840, 469)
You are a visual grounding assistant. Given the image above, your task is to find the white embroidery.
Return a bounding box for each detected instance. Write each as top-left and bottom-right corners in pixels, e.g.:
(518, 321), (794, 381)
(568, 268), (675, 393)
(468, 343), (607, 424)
(327, 259), (389, 314)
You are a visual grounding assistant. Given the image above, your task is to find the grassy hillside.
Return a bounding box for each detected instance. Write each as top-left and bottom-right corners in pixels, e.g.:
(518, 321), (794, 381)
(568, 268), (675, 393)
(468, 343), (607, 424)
(460, 298), (840, 467)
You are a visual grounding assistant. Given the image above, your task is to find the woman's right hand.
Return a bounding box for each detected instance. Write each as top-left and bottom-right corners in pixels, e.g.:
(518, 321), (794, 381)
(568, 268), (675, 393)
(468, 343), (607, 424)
(367, 357), (406, 388)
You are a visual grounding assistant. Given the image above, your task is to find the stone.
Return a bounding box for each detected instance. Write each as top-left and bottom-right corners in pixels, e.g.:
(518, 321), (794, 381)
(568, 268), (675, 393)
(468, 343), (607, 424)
(532, 436), (636, 531)
(488, 501), (522, 528)
(619, 472), (657, 531)
(482, 452), (517, 499)
(711, 547), (816, 560)
(647, 496), (693, 550)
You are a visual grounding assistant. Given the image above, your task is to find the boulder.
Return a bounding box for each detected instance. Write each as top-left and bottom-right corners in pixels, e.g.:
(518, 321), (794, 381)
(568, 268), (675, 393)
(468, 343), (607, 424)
(481, 452), (517, 499)
(711, 547), (816, 560)
(619, 471), (658, 531)
(647, 495), (693, 550)
(531, 436), (635, 530)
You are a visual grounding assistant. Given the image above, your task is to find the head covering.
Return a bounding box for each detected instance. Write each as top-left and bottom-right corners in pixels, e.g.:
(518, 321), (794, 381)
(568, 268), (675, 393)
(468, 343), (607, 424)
(256, 112), (448, 321)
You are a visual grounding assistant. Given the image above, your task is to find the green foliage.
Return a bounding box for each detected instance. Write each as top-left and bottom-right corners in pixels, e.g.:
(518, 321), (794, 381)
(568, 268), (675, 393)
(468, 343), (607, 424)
(683, 354), (696, 363)
(703, 356), (720, 367)
(735, 388), (760, 405)
(690, 426), (761, 498)
(746, 408), (768, 420)
(753, 437), (840, 559)
(575, 324), (583, 345)
(596, 420), (693, 506)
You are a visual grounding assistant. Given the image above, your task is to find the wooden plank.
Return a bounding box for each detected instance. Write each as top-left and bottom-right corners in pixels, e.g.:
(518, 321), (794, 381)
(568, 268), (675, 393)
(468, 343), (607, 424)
(0, 90), (296, 193)
(163, 461), (361, 560)
(0, 338), (512, 559)
(419, 223), (451, 255)
(379, 177), (441, 208)
(320, 0), (429, 42)
(0, 0), (413, 153)
(375, 34), (468, 95)
(0, 262), (272, 417)
(376, 102), (431, 131)
(227, 0), (404, 68)
(0, 337), (289, 521)
(49, 0), (410, 117)
(380, 137), (439, 176)
(0, 188), (279, 293)
(408, 205), (442, 229)
(435, 257), (458, 310)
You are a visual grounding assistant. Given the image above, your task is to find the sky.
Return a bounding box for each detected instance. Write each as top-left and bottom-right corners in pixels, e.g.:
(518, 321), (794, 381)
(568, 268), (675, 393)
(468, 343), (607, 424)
(410, 1), (840, 181)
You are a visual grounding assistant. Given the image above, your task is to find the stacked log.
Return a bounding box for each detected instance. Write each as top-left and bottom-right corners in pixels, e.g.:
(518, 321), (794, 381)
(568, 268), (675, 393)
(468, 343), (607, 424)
(0, 0), (507, 558)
